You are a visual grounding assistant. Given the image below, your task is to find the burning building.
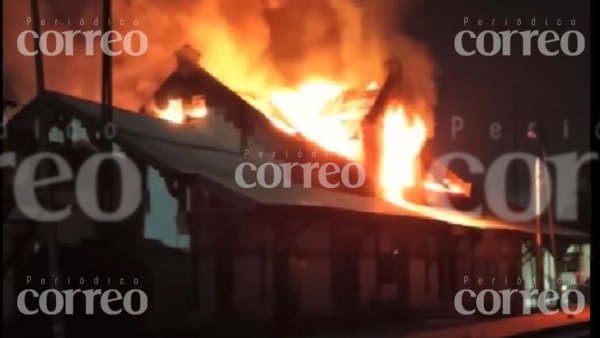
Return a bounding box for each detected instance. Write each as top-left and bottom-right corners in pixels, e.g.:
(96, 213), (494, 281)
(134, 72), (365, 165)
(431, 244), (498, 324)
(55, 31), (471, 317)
(3, 45), (589, 336)
(2, 0), (591, 336)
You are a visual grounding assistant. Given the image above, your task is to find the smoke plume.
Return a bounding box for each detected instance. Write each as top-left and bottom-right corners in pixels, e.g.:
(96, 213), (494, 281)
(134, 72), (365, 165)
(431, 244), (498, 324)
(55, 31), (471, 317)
(3, 0), (436, 128)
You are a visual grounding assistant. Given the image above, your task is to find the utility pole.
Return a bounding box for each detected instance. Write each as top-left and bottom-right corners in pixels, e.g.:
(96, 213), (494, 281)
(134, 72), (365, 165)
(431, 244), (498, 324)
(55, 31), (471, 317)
(101, 0), (113, 150)
(99, 0), (115, 242)
(30, 0), (66, 336)
(532, 153), (545, 292)
(528, 130), (560, 296)
(511, 84), (519, 200)
(539, 140), (560, 296)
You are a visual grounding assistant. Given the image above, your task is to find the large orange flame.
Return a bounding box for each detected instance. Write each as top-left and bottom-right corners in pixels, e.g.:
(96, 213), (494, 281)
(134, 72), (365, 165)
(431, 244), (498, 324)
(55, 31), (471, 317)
(151, 78), (432, 203)
(132, 0), (484, 227)
(267, 79), (364, 160)
(380, 105), (427, 202)
(262, 81), (429, 202)
(135, 0), (440, 205)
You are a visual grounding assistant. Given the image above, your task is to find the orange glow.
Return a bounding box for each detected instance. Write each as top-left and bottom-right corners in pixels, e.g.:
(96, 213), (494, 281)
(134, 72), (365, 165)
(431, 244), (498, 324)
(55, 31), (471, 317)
(393, 200), (503, 229)
(423, 179), (470, 196)
(267, 79), (364, 160)
(152, 97), (208, 124)
(366, 81), (379, 90)
(149, 76), (472, 213)
(154, 99), (185, 124)
(140, 0), (440, 203)
(380, 105), (427, 201)
(161, 74), (426, 202)
(259, 81), (432, 204)
(370, 105), (487, 228)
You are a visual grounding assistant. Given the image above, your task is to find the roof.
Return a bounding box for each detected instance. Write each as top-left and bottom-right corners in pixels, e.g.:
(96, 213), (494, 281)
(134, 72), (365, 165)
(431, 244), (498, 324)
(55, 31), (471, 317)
(8, 91), (589, 239)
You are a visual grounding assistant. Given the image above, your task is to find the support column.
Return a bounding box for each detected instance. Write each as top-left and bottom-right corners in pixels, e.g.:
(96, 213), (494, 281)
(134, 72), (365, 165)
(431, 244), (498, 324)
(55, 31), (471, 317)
(395, 242), (410, 313)
(215, 217), (236, 315)
(272, 223), (292, 336)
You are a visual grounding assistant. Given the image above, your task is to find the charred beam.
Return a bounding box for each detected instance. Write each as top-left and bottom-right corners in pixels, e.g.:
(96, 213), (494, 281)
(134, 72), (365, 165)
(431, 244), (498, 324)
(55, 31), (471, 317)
(362, 58), (402, 124)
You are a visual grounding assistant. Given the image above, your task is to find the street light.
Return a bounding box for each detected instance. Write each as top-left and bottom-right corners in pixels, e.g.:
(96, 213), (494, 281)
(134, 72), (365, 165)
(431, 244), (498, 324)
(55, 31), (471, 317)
(527, 130), (559, 295)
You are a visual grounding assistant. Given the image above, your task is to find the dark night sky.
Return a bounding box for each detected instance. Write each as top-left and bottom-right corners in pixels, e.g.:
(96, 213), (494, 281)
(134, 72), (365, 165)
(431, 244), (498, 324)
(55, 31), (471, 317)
(402, 0), (592, 225)
(407, 0), (590, 166)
